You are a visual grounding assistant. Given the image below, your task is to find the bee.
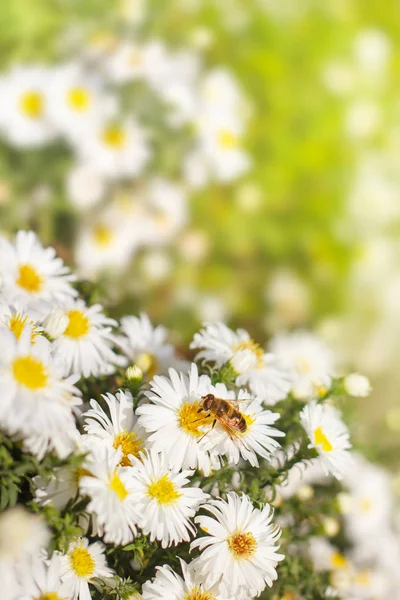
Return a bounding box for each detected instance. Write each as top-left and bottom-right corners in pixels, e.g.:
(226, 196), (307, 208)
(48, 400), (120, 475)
(198, 393), (248, 442)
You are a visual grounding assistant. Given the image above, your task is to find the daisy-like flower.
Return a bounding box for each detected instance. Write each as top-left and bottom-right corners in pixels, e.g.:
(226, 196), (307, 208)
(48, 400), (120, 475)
(104, 41), (146, 83)
(137, 363), (220, 475)
(191, 322), (293, 405)
(191, 492), (284, 599)
(79, 446), (140, 546)
(130, 450), (209, 548)
(269, 331), (335, 399)
(0, 231), (76, 312)
(0, 302), (43, 343)
(308, 537), (349, 573)
(202, 383), (284, 468)
(83, 390), (146, 466)
(52, 298), (125, 378)
(144, 178), (188, 246)
(119, 313), (183, 379)
(59, 537), (113, 600)
(18, 551), (71, 600)
(142, 559), (227, 600)
(300, 400), (352, 480)
(0, 326), (81, 458)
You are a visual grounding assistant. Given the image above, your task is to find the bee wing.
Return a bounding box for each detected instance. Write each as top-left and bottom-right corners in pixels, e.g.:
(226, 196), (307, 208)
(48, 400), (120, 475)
(218, 415), (252, 453)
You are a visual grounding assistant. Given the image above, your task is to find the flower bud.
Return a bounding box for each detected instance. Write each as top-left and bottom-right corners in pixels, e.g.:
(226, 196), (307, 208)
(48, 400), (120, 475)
(230, 348), (258, 374)
(42, 308), (69, 339)
(125, 365), (143, 383)
(322, 516), (340, 537)
(344, 373), (371, 397)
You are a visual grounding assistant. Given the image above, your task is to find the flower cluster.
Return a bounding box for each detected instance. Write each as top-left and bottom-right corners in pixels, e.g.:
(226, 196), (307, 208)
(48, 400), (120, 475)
(1, 231), (396, 600)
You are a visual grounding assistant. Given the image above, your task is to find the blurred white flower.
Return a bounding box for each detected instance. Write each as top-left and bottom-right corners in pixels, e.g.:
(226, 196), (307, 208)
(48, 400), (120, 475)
(344, 373), (371, 397)
(66, 163), (106, 209)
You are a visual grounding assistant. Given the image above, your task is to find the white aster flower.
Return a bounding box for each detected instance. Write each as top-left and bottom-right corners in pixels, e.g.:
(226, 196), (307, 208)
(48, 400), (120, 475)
(344, 373), (371, 398)
(308, 537), (349, 572)
(144, 178), (188, 246)
(269, 331), (335, 399)
(0, 326), (81, 458)
(51, 298), (124, 378)
(300, 400), (352, 480)
(18, 552), (71, 600)
(79, 446), (140, 546)
(142, 559), (228, 600)
(191, 492), (284, 599)
(203, 383), (284, 467)
(191, 322), (292, 405)
(129, 450), (209, 548)
(66, 162), (106, 210)
(60, 537), (113, 600)
(34, 463), (85, 510)
(0, 231), (76, 312)
(137, 363), (220, 474)
(42, 306), (69, 339)
(0, 65), (54, 147)
(0, 302), (43, 343)
(119, 313), (183, 378)
(104, 41), (146, 83)
(83, 389), (146, 466)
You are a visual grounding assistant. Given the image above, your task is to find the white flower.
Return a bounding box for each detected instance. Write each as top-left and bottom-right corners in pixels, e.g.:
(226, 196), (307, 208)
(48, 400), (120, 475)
(344, 373), (371, 398)
(18, 552), (71, 600)
(0, 326), (81, 458)
(269, 331), (335, 399)
(230, 349), (258, 374)
(79, 446), (140, 546)
(129, 450), (209, 548)
(300, 400), (352, 480)
(202, 383), (284, 468)
(137, 364), (220, 475)
(42, 307), (69, 339)
(0, 66), (54, 147)
(66, 162), (106, 210)
(191, 493), (284, 599)
(191, 322), (292, 405)
(51, 298), (124, 378)
(0, 506), (50, 564)
(83, 390), (146, 466)
(308, 537), (349, 572)
(60, 537), (114, 600)
(104, 41), (146, 83)
(0, 231), (77, 312)
(119, 313), (183, 378)
(143, 178), (188, 246)
(142, 559), (228, 600)
(0, 302), (43, 343)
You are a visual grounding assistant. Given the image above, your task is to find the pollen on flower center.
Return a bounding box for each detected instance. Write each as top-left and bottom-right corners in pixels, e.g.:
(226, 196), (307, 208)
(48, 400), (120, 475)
(67, 87), (91, 112)
(19, 90), (44, 119)
(178, 401), (210, 437)
(69, 545), (95, 578)
(232, 339), (264, 369)
(331, 551), (347, 569)
(108, 471), (129, 500)
(64, 310), (90, 339)
(16, 264), (43, 293)
(102, 124), (126, 149)
(93, 224), (114, 248)
(37, 592), (66, 600)
(113, 430), (143, 466)
(13, 356), (48, 390)
(314, 426), (333, 452)
(184, 589), (217, 600)
(218, 129), (238, 149)
(147, 474), (182, 505)
(228, 530), (257, 559)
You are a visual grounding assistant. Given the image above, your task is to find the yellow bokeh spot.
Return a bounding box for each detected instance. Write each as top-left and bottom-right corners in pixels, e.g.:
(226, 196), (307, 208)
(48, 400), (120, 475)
(355, 570), (370, 586)
(13, 356), (48, 390)
(19, 91), (44, 119)
(314, 426), (333, 452)
(102, 124), (126, 149)
(67, 87), (91, 112)
(331, 551), (347, 569)
(218, 130), (238, 149)
(69, 544), (95, 578)
(92, 224), (114, 248)
(147, 474), (182, 505)
(64, 310), (90, 339)
(178, 401), (210, 437)
(108, 471), (129, 500)
(113, 429), (144, 466)
(360, 498), (372, 513)
(233, 339), (264, 369)
(228, 530), (257, 559)
(16, 264), (43, 294)
(135, 352), (158, 380)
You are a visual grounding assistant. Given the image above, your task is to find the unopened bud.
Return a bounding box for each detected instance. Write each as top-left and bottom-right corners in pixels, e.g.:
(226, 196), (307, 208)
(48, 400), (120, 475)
(344, 373), (371, 397)
(125, 365), (143, 383)
(42, 308), (69, 339)
(296, 484), (314, 501)
(322, 516), (340, 537)
(230, 349), (258, 375)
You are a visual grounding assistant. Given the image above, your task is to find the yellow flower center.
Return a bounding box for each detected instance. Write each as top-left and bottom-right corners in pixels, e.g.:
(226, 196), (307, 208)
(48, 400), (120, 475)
(102, 124), (126, 149)
(36, 593), (66, 600)
(69, 545), (95, 578)
(147, 474), (182, 505)
(184, 589), (217, 600)
(360, 498), (372, 513)
(64, 310), (90, 339)
(8, 312), (39, 343)
(232, 339), (264, 369)
(331, 551), (347, 569)
(92, 224), (114, 248)
(113, 430), (144, 466)
(243, 413), (255, 428)
(135, 352), (158, 380)
(355, 570), (370, 586)
(16, 264), (43, 293)
(13, 356), (48, 390)
(295, 357), (312, 375)
(67, 87), (91, 112)
(108, 471), (129, 500)
(314, 426), (333, 452)
(19, 91), (44, 119)
(218, 129), (238, 149)
(129, 51), (142, 66)
(228, 531), (257, 559)
(178, 401), (211, 437)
